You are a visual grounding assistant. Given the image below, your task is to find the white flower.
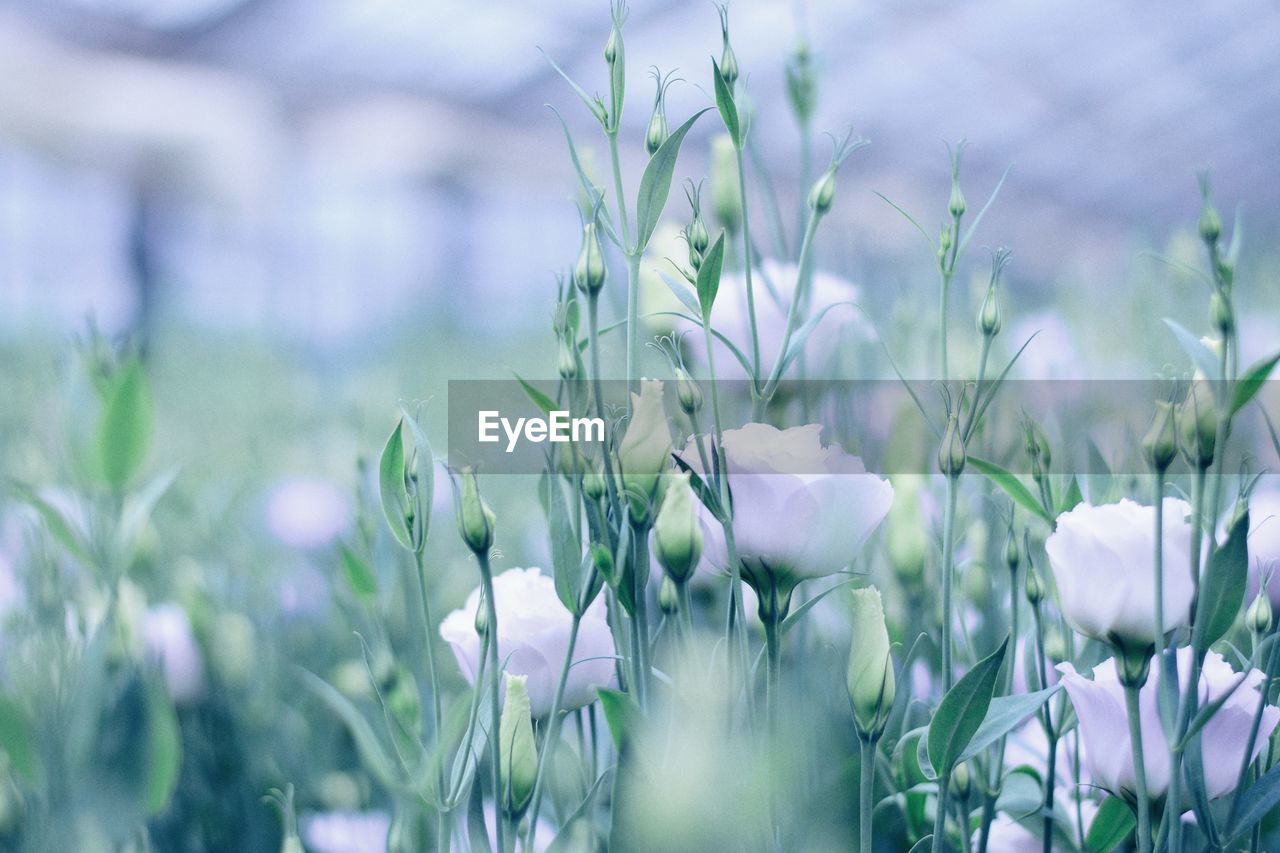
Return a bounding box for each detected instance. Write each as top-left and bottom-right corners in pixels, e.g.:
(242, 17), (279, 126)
(1046, 498), (1193, 648)
(974, 813), (1041, 852)
(678, 424), (893, 594)
(685, 259), (866, 380)
(142, 602), (204, 704)
(265, 476), (350, 549)
(1057, 648), (1279, 800)
(439, 568), (616, 718)
(301, 810), (389, 853)
(1245, 489), (1280, 606)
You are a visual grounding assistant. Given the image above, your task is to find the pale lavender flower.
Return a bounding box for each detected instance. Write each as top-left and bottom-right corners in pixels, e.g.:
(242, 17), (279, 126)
(266, 476), (350, 549)
(301, 810), (390, 853)
(143, 602), (205, 704)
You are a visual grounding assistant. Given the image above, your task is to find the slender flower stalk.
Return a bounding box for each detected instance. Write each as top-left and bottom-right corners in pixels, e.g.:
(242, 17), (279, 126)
(477, 551), (505, 853)
(523, 614), (583, 848)
(859, 738), (875, 853)
(1124, 678), (1153, 853)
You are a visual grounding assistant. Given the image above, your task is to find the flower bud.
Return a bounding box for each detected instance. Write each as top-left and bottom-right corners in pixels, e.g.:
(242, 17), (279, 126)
(847, 586), (896, 738)
(653, 472), (703, 584)
(1179, 381), (1217, 469)
(1210, 291), (1234, 337)
(807, 169), (837, 215)
(618, 380), (673, 516)
(717, 5), (739, 87)
(948, 182), (966, 219)
(977, 281), (1001, 338)
(591, 541), (617, 587)
(1199, 199), (1222, 245)
(498, 673), (538, 816)
(1004, 526), (1020, 573)
(603, 28), (619, 66)
(1141, 401), (1178, 472)
(1023, 419), (1051, 484)
(938, 225), (953, 258)
(582, 470), (606, 502)
(473, 590), (488, 636)
(456, 467), (495, 554)
(785, 41), (816, 127)
(1025, 563), (1045, 607)
(952, 761), (971, 799)
(574, 223), (606, 296)
(710, 135), (741, 234)
(688, 215), (710, 255)
(658, 575), (680, 615)
(645, 108), (667, 157)
(557, 341), (579, 380)
(1044, 624), (1068, 663)
(675, 368), (702, 415)
(938, 412), (966, 478)
(1248, 590), (1273, 636)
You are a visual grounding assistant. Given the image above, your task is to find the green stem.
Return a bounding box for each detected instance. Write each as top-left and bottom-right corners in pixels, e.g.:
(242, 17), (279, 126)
(477, 551), (505, 853)
(938, 269), (952, 382)
(413, 548), (447, 850)
(632, 521), (651, 709)
(860, 737), (876, 853)
(523, 615), (583, 847)
(1032, 606), (1056, 853)
(607, 131), (632, 247)
(734, 145), (762, 379)
(941, 474), (959, 690)
(1124, 683), (1153, 853)
(931, 776), (950, 853)
(625, 251), (642, 397)
(761, 211), (821, 400)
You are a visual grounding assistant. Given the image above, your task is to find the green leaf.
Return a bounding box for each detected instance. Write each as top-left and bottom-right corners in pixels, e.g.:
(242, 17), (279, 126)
(1164, 318), (1221, 382)
(1058, 476), (1085, 516)
(399, 404), (436, 550)
(955, 685), (1060, 765)
(635, 109), (709, 251)
(379, 420), (414, 552)
(98, 359), (154, 489)
(696, 232), (725, 321)
(927, 636), (1009, 774)
(541, 473), (585, 614)
(1230, 352), (1280, 415)
(339, 543), (378, 604)
(597, 687), (640, 752)
(1226, 761), (1280, 843)
(659, 271), (702, 316)
(957, 165), (1013, 257)
(712, 59), (739, 147)
(967, 457), (1053, 524)
(872, 191), (933, 249)
(9, 482), (91, 563)
(1085, 795), (1135, 852)
(143, 680), (181, 815)
(775, 301), (860, 378)
(514, 374), (557, 416)
(1192, 510), (1249, 653)
(0, 696), (43, 786)
(303, 671), (404, 792)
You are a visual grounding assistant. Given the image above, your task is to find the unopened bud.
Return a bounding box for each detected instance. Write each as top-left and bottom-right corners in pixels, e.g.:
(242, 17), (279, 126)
(938, 412), (966, 478)
(1179, 382), (1217, 469)
(498, 673), (538, 816)
(603, 28), (620, 66)
(948, 183), (966, 219)
(645, 109), (667, 157)
(457, 467), (495, 554)
(785, 41), (816, 127)
(658, 575), (680, 615)
(574, 223), (606, 295)
(675, 368), (702, 415)
(847, 586), (896, 738)
(1141, 401), (1178, 472)
(653, 472), (703, 584)
(474, 591), (489, 636)
(977, 283), (1001, 338)
(591, 541), (617, 587)
(808, 170), (836, 215)
(952, 761), (971, 799)
(1004, 527), (1020, 572)
(1025, 564), (1045, 607)
(1024, 420), (1052, 483)
(1248, 591), (1273, 635)
(1210, 291), (1234, 336)
(557, 342), (578, 380)
(688, 215), (710, 255)
(582, 470), (606, 501)
(1199, 200), (1222, 245)
(1043, 624), (1068, 663)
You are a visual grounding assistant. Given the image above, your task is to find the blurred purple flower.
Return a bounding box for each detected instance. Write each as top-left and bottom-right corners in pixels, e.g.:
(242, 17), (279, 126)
(143, 602), (205, 704)
(266, 476), (350, 549)
(302, 810), (390, 853)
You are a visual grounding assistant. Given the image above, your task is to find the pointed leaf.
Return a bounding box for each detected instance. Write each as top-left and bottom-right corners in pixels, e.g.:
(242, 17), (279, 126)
(514, 374), (557, 417)
(1164, 318), (1221, 382)
(379, 420), (414, 551)
(1230, 352), (1280, 415)
(968, 457), (1053, 524)
(99, 359), (154, 488)
(143, 680), (182, 815)
(956, 685), (1060, 765)
(635, 109), (709, 251)
(597, 687), (640, 752)
(339, 543), (378, 604)
(0, 696), (43, 786)
(1226, 761), (1280, 842)
(696, 232), (725, 320)
(1192, 510), (1249, 653)
(927, 637), (1009, 774)
(712, 59), (739, 147)
(1085, 795), (1135, 852)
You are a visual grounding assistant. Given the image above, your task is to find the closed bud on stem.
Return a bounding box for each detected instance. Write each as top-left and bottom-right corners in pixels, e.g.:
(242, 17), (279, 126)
(785, 40), (816, 127)
(645, 112), (667, 157)
(1248, 590), (1273, 636)
(1210, 291), (1234, 336)
(474, 590), (489, 636)
(1179, 381), (1217, 469)
(717, 5), (739, 87)
(938, 412), (966, 478)
(1199, 199), (1222, 245)
(978, 282), (1001, 338)
(1004, 525), (1020, 572)
(1023, 419), (1052, 483)
(948, 182), (966, 219)
(658, 575), (680, 616)
(557, 340), (578, 380)
(675, 368), (702, 415)
(582, 470), (606, 502)
(938, 225), (953, 261)
(688, 214), (710, 255)
(1142, 401), (1178, 472)
(847, 586), (896, 739)
(1025, 563), (1045, 607)
(456, 467), (495, 554)
(498, 674), (538, 817)
(808, 169), (837, 215)
(618, 380), (673, 518)
(952, 761), (971, 800)
(591, 541), (616, 587)
(1044, 624), (1068, 663)
(653, 472), (703, 584)
(574, 223), (606, 295)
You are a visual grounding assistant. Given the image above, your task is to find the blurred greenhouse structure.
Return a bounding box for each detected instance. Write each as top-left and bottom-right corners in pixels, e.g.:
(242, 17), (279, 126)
(1, 0), (1279, 344)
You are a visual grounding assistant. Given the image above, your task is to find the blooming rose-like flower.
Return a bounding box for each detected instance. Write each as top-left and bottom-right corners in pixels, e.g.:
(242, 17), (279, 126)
(1058, 648), (1279, 800)
(684, 259), (866, 380)
(1046, 498), (1193, 649)
(302, 810), (389, 853)
(973, 813), (1041, 853)
(678, 424), (893, 601)
(143, 602), (205, 704)
(439, 567), (616, 718)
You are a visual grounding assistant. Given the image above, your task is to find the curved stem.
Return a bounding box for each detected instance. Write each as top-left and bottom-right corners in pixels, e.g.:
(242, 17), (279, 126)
(1124, 683), (1153, 853)
(941, 474), (960, 691)
(734, 145), (762, 378)
(478, 551), (505, 853)
(523, 615), (582, 847)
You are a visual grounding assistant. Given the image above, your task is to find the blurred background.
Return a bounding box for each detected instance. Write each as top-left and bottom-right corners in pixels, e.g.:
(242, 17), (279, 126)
(2, 2), (1280, 848)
